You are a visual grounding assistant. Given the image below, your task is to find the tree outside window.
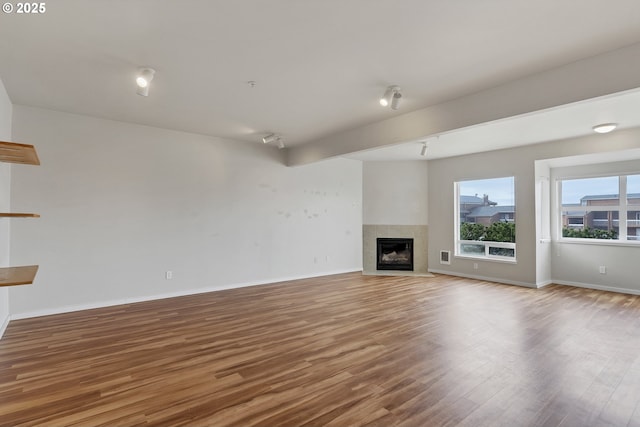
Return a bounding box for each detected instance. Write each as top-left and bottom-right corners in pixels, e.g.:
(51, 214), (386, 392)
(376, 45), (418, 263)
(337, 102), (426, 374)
(559, 174), (640, 242)
(455, 177), (516, 261)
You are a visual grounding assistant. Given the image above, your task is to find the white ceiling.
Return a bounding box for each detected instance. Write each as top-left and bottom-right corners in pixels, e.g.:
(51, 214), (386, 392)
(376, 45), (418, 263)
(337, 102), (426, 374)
(345, 88), (640, 161)
(1, 0), (640, 154)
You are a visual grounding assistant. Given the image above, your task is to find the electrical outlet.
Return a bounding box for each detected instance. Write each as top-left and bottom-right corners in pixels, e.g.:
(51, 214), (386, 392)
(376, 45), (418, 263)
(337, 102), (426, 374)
(165, 270), (173, 280)
(473, 263), (479, 270)
(599, 266), (606, 274)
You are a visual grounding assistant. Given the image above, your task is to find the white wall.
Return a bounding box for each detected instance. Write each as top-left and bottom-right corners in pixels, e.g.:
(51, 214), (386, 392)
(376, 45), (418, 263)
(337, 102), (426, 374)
(362, 161), (428, 225)
(549, 158), (640, 294)
(428, 146), (537, 286)
(0, 77), (11, 336)
(9, 106), (362, 318)
(428, 127), (640, 290)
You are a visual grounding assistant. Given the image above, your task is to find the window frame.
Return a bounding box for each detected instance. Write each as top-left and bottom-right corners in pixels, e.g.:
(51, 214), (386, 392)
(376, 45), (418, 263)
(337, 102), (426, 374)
(557, 173), (640, 245)
(454, 177), (517, 263)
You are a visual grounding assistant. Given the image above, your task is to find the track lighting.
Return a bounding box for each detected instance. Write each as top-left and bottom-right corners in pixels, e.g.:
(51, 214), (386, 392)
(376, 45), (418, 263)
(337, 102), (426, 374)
(391, 91), (402, 110)
(379, 86), (395, 107)
(592, 123), (617, 134)
(136, 68), (155, 96)
(262, 133), (285, 148)
(262, 133), (278, 144)
(420, 142), (427, 157)
(379, 85), (401, 109)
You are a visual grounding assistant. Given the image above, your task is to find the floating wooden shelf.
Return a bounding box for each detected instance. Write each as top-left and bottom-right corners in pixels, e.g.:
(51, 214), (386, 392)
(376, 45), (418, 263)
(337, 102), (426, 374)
(0, 265), (38, 287)
(0, 140), (40, 165)
(0, 141), (40, 287)
(0, 213), (40, 218)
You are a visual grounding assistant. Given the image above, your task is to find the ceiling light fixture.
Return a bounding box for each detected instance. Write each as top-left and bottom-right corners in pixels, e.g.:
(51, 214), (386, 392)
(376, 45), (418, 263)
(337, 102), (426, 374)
(420, 142), (428, 157)
(262, 133), (278, 144)
(592, 123), (617, 134)
(262, 133), (285, 149)
(380, 85), (401, 108)
(136, 68), (155, 97)
(391, 91), (402, 110)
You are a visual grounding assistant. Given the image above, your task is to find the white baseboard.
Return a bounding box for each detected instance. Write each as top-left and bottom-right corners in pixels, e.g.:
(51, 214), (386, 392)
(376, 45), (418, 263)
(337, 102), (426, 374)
(428, 269), (538, 289)
(0, 314), (9, 339)
(10, 268), (361, 321)
(362, 271), (435, 277)
(424, 271), (640, 295)
(553, 280), (640, 296)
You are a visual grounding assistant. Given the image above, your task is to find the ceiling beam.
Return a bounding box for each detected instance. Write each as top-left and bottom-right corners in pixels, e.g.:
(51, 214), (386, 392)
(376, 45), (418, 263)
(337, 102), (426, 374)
(286, 42), (640, 166)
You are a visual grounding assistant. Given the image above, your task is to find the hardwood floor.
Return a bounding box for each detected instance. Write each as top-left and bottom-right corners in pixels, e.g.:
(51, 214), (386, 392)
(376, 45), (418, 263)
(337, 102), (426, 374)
(2, 273), (640, 426)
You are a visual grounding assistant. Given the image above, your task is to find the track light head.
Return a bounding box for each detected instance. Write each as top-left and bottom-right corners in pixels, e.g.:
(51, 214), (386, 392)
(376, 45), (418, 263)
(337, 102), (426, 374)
(391, 91), (402, 110)
(379, 86), (395, 106)
(136, 86), (149, 97)
(262, 133), (278, 144)
(136, 68), (155, 96)
(262, 133), (285, 148)
(420, 142), (428, 157)
(380, 85), (401, 109)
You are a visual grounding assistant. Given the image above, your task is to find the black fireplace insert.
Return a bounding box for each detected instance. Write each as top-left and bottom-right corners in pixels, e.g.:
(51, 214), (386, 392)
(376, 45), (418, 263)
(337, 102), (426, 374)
(376, 238), (414, 271)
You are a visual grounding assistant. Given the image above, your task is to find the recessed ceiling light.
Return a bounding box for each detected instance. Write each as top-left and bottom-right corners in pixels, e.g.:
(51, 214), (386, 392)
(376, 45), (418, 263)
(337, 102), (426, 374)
(592, 123), (617, 134)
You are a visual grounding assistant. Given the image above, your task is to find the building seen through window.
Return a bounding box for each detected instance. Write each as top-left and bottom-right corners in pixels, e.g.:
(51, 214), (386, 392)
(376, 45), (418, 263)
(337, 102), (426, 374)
(456, 177), (516, 260)
(560, 174), (640, 241)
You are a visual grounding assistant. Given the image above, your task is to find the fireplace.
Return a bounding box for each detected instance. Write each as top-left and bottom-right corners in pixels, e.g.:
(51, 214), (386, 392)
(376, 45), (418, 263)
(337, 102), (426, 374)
(376, 238), (414, 271)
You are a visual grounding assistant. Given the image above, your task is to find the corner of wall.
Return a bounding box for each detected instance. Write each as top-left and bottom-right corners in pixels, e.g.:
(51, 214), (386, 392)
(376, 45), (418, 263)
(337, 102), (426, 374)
(0, 74), (13, 339)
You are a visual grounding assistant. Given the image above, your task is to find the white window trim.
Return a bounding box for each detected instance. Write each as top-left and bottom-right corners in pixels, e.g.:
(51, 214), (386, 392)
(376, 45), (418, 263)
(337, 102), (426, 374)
(458, 240), (517, 262)
(557, 174), (640, 245)
(454, 178), (517, 263)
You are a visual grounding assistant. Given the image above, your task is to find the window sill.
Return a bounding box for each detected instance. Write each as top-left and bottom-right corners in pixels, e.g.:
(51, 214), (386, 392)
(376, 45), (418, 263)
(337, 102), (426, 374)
(454, 254), (517, 264)
(556, 238), (640, 248)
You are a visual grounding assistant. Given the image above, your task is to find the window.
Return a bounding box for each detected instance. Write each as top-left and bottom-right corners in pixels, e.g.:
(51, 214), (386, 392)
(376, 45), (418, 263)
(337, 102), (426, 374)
(455, 177), (516, 261)
(559, 174), (640, 242)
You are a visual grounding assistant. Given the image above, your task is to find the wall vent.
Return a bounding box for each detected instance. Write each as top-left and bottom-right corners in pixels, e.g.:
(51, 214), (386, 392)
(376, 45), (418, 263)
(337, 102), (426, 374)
(440, 250), (451, 265)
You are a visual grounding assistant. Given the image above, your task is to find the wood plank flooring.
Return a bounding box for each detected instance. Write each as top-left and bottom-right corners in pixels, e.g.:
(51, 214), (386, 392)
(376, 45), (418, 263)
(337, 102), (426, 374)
(2, 272), (640, 426)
